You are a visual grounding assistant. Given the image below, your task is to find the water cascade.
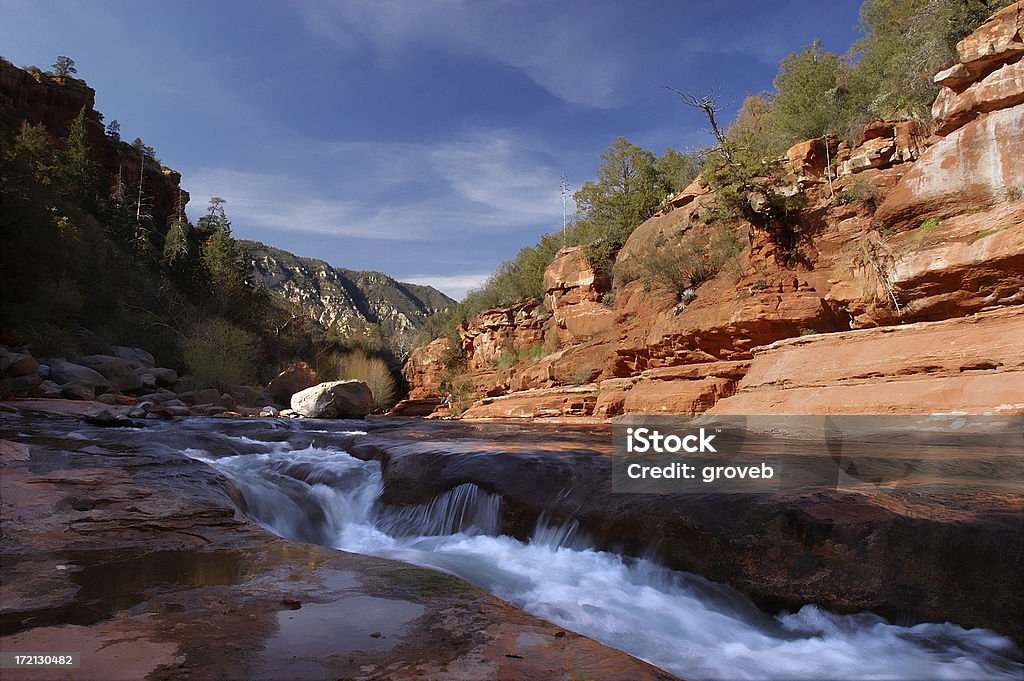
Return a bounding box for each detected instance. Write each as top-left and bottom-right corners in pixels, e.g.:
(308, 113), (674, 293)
(187, 436), (1022, 681)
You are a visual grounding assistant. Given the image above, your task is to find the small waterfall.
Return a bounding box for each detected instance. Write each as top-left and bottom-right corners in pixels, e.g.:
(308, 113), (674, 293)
(531, 516), (585, 550)
(377, 482), (501, 537)
(186, 432), (1024, 681)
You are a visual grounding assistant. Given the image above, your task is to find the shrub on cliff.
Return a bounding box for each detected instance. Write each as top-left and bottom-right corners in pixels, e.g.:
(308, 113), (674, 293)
(843, 0), (1013, 123)
(636, 225), (747, 299)
(573, 137), (668, 276)
(51, 56), (76, 78)
(769, 41), (844, 144)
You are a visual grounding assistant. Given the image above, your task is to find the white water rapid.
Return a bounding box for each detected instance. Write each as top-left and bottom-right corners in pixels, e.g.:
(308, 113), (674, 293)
(186, 437), (1023, 681)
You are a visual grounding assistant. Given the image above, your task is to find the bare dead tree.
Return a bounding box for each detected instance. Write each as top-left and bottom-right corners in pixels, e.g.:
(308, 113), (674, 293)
(663, 84), (801, 263)
(663, 86), (729, 152)
(136, 153), (146, 224)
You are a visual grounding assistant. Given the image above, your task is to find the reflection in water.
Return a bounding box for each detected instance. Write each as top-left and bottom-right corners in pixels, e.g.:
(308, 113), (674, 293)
(2, 550), (245, 636)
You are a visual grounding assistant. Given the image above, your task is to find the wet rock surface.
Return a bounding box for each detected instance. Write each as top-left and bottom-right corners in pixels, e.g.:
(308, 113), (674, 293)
(346, 419), (1024, 646)
(0, 412), (675, 681)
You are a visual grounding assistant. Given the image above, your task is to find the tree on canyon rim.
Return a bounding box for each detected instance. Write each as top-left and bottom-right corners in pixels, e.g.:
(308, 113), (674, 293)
(572, 136), (665, 274)
(51, 55), (76, 78)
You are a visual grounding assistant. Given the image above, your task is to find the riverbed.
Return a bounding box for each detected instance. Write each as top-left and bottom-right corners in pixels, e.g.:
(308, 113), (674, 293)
(2, 410), (1021, 680)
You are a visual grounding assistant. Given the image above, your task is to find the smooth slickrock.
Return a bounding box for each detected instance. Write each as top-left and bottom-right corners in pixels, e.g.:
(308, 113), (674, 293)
(460, 385), (599, 419)
(350, 422), (1023, 645)
(874, 104), (1024, 230)
(709, 306), (1024, 415)
(0, 416), (672, 681)
(606, 361), (751, 417)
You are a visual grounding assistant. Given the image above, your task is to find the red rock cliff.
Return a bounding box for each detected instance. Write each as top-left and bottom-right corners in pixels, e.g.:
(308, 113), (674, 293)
(0, 58), (189, 236)
(404, 5), (1024, 418)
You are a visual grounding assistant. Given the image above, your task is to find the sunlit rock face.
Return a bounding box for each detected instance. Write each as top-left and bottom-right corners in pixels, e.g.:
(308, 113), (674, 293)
(240, 240), (452, 356)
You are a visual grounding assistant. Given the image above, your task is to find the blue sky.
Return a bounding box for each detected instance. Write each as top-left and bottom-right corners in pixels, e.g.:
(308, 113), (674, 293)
(2, 0), (862, 299)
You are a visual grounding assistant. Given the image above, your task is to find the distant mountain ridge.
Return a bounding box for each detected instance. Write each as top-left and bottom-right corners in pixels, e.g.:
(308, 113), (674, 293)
(239, 240), (453, 356)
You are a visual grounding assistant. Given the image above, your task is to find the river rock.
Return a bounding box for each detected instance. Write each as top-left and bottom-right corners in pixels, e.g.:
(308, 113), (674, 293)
(290, 380), (373, 418)
(74, 328), (115, 356)
(150, 367), (177, 388)
(61, 384), (94, 400)
(3, 352), (39, 377)
(94, 393), (136, 406)
(75, 355), (144, 393)
(30, 379), (62, 399)
(82, 406), (132, 427)
(49, 359), (110, 395)
(178, 388), (221, 406)
(113, 345), (155, 369)
(227, 384), (264, 407)
(0, 374), (42, 397)
(144, 403), (190, 418)
(267, 361), (320, 403)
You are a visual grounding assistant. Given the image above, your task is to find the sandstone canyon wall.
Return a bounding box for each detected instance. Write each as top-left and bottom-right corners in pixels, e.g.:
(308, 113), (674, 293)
(0, 58), (189, 235)
(401, 3), (1024, 418)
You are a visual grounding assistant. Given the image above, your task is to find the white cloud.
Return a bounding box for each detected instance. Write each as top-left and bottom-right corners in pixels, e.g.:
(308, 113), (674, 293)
(404, 272), (492, 301)
(182, 128), (567, 243)
(300, 0), (628, 108)
(430, 130), (570, 219)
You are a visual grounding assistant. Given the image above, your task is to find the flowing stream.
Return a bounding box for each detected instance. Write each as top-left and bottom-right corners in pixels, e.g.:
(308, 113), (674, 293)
(185, 432), (1022, 681)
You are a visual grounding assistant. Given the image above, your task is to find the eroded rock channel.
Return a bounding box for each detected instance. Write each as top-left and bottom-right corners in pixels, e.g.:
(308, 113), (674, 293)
(0, 411), (672, 681)
(1, 410), (1021, 680)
